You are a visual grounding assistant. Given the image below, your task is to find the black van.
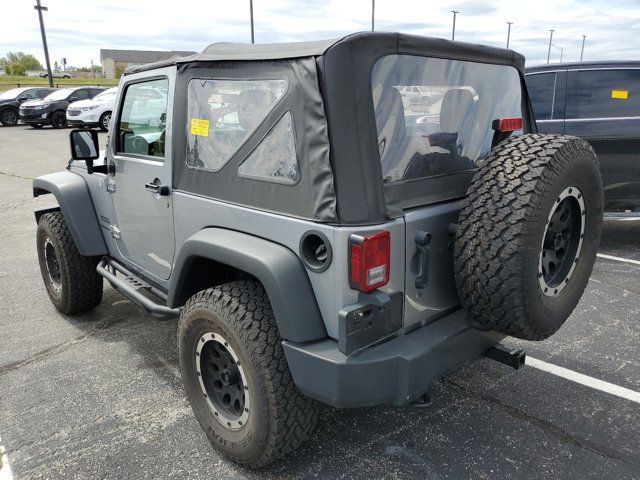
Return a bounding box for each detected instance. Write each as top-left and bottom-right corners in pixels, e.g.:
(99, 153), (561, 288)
(526, 61), (640, 211)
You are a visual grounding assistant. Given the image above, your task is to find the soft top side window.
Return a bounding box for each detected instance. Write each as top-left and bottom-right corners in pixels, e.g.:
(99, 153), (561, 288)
(117, 78), (169, 160)
(185, 78), (288, 172)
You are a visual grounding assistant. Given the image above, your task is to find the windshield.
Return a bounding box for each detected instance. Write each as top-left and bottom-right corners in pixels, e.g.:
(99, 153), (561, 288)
(44, 89), (74, 101)
(0, 88), (27, 100)
(372, 55), (522, 183)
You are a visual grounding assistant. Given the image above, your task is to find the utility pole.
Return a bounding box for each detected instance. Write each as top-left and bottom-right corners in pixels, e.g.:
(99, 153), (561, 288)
(546, 29), (554, 64)
(580, 35), (586, 62)
(506, 22), (513, 49)
(91, 59), (96, 78)
(249, 0), (255, 44)
(451, 10), (459, 41)
(371, 0), (375, 32)
(34, 0), (53, 87)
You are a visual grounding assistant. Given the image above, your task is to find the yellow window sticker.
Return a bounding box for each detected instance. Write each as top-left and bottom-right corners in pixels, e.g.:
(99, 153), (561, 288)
(611, 90), (628, 100)
(190, 118), (210, 136)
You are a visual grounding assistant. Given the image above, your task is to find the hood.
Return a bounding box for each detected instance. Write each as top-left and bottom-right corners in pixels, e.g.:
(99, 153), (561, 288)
(21, 99), (48, 107)
(70, 97), (114, 109)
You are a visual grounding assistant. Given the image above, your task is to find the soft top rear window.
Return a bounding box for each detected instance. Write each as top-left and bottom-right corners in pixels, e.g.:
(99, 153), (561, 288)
(372, 55), (522, 184)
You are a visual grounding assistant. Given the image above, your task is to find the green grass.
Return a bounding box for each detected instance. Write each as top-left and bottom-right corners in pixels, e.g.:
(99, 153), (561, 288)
(0, 75), (119, 92)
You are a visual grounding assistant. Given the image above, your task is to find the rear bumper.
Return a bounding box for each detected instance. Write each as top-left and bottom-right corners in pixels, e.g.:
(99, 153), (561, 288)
(283, 308), (502, 408)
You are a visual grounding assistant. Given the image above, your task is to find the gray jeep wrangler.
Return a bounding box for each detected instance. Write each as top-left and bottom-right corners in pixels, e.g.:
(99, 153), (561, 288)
(33, 32), (603, 468)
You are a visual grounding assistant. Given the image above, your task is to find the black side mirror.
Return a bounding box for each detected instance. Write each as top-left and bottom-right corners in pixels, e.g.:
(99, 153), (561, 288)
(69, 129), (100, 174)
(17, 97), (27, 103)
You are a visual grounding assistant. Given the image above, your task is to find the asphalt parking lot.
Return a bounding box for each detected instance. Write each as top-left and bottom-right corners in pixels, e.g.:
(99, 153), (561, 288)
(0, 125), (639, 479)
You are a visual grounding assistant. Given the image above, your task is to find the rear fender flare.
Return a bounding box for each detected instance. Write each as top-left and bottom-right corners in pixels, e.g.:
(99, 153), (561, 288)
(168, 228), (327, 343)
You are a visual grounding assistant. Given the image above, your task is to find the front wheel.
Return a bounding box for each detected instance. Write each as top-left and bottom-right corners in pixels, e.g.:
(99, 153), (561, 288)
(99, 111), (111, 132)
(178, 281), (319, 468)
(50, 110), (67, 129)
(37, 211), (103, 314)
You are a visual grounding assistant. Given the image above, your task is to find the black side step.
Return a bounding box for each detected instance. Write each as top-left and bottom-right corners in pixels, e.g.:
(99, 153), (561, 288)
(96, 258), (180, 320)
(485, 344), (526, 370)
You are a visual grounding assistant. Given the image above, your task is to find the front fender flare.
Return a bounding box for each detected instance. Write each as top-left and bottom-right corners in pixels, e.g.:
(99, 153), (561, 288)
(33, 171), (107, 256)
(168, 228), (327, 343)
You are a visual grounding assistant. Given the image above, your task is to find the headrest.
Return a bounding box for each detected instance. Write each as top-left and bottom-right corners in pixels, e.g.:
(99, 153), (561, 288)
(439, 88), (476, 133)
(237, 89), (273, 130)
(374, 86), (406, 156)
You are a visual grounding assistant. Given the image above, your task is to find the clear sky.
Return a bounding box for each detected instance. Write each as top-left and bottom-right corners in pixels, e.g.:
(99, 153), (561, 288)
(2, 0), (639, 68)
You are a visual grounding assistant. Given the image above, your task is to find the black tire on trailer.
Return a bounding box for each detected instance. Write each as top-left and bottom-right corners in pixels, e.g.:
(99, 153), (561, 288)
(99, 111), (112, 132)
(178, 281), (319, 469)
(50, 110), (67, 128)
(0, 108), (19, 126)
(454, 134), (603, 340)
(36, 211), (103, 314)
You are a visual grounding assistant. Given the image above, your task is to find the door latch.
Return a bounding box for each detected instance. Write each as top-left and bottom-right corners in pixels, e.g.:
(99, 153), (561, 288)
(106, 178), (116, 193)
(414, 231), (431, 289)
(109, 225), (121, 239)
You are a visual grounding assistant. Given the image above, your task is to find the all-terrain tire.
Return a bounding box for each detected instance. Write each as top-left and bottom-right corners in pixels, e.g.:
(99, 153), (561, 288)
(37, 211), (103, 314)
(454, 134), (603, 340)
(178, 281), (319, 468)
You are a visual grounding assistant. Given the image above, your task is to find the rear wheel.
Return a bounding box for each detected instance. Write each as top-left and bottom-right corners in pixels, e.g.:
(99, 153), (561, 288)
(36, 211), (103, 314)
(0, 108), (18, 126)
(50, 110), (67, 128)
(99, 111), (112, 132)
(454, 134), (603, 340)
(178, 281), (319, 468)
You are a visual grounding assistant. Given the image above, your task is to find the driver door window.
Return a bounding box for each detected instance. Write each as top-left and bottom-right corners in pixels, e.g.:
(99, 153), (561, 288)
(117, 78), (169, 160)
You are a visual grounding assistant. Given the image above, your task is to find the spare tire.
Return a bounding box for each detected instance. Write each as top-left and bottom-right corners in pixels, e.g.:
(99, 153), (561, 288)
(454, 134), (603, 340)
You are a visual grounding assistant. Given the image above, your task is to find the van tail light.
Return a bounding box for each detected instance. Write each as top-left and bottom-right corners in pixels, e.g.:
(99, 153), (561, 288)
(492, 117), (523, 132)
(349, 231), (390, 292)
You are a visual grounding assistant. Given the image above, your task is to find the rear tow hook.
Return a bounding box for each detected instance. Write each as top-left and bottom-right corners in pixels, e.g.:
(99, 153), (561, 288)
(485, 344), (526, 370)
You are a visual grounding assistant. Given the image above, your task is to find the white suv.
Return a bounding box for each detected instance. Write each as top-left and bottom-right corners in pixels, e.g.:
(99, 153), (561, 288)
(66, 87), (117, 131)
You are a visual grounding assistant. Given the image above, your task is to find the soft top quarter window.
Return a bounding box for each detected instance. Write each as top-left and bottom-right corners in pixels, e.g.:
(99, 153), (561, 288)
(185, 78), (288, 172)
(371, 54), (523, 184)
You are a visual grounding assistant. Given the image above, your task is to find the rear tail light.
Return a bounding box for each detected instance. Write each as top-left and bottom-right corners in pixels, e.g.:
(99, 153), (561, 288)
(492, 117), (523, 132)
(349, 231), (390, 292)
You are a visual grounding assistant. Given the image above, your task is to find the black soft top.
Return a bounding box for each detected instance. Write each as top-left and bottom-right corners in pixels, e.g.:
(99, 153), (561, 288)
(133, 32), (530, 225)
(125, 32), (525, 76)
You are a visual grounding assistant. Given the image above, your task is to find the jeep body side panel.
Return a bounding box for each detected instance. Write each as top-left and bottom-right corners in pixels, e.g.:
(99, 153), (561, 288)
(33, 171), (108, 256)
(168, 228), (327, 343)
(169, 191), (406, 341)
(283, 308), (503, 407)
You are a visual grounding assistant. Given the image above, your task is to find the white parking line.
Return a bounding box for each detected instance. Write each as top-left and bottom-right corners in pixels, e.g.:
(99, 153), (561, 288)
(527, 356), (640, 404)
(0, 435), (13, 480)
(596, 253), (640, 266)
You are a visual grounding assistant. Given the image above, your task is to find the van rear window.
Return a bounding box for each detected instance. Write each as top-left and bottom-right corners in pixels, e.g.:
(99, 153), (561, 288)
(371, 55), (522, 183)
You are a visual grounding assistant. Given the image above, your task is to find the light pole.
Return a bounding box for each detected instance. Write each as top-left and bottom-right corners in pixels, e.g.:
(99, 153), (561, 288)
(544, 43), (564, 63)
(451, 10), (459, 41)
(34, 0), (53, 87)
(371, 0), (375, 31)
(580, 35), (587, 62)
(249, 0), (255, 44)
(506, 21), (513, 49)
(546, 29), (555, 64)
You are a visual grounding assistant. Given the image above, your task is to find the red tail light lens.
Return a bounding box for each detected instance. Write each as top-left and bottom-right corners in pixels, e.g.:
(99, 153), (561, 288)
(492, 117), (523, 132)
(349, 231), (390, 292)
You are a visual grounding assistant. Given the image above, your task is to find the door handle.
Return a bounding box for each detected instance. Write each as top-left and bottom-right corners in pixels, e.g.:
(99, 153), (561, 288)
(145, 179), (170, 196)
(415, 231), (431, 289)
